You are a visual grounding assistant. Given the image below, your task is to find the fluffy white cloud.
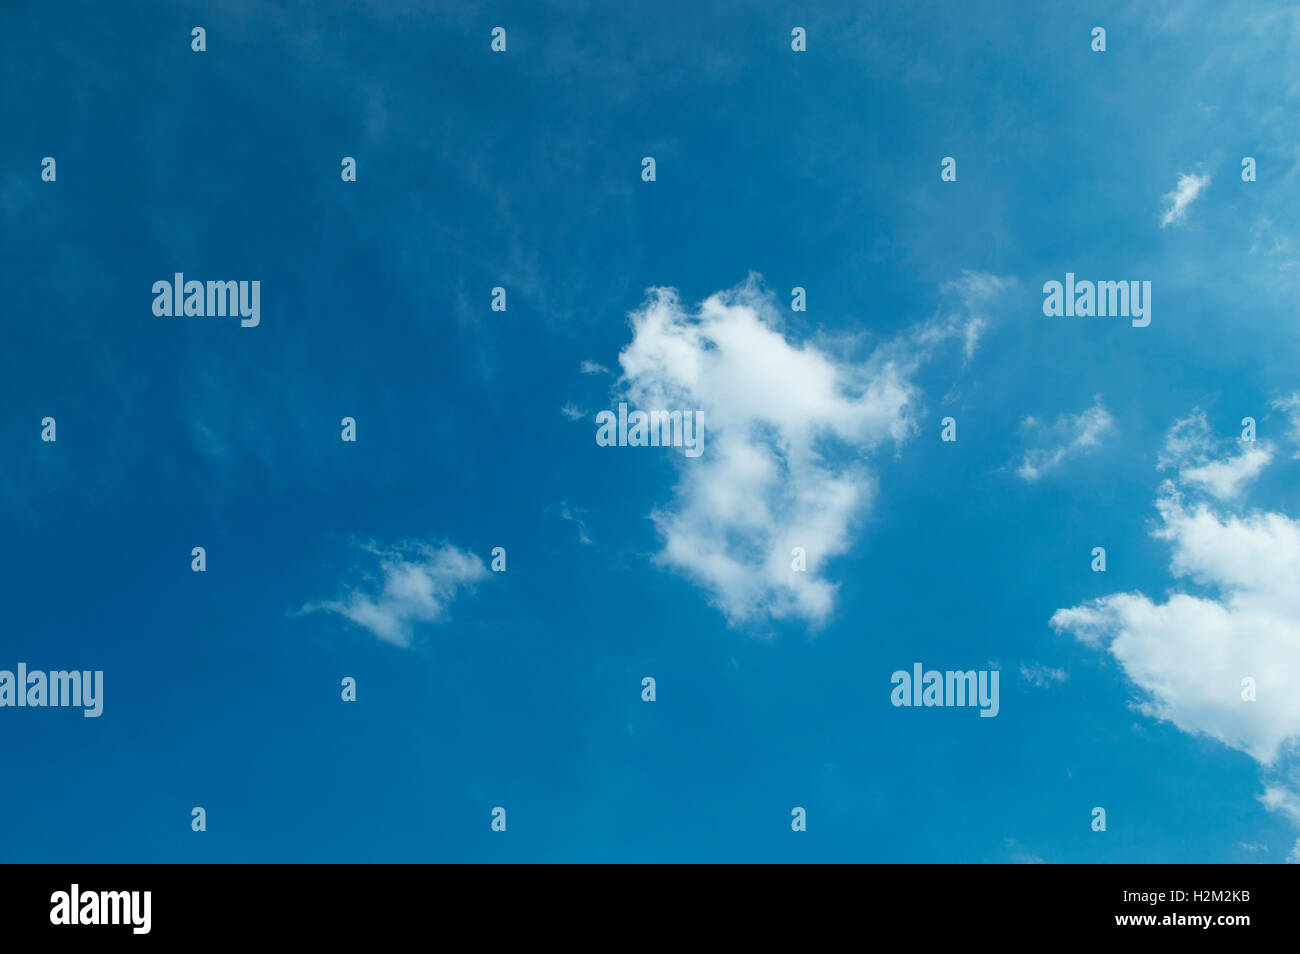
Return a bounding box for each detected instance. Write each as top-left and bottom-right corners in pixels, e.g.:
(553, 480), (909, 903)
(612, 277), (925, 625)
(302, 540), (488, 647)
(1015, 397), (1115, 482)
(1160, 172), (1210, 228)
(1179, 448), (1273, 500)
(1052, 417), (1300, 857)
(1052, 485), (1300, 765)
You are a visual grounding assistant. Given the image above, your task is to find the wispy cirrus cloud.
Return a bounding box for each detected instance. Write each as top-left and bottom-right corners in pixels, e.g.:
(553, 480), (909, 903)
(939, 270), (1017, 364)
(1019, 662), (1068, 689)
(1005, 838), (1045, 864)
(1014, 397), (1115, 482)
(1271, 392), (1300, 457)
(545, 500), (594, 546)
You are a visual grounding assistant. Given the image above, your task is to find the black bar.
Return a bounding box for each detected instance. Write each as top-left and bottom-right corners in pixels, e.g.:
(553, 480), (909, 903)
(2, 864), (1287, 940)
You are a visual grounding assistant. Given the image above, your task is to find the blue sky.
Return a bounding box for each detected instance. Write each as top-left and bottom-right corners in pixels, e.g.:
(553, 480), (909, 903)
(3, 0), (1300, 862)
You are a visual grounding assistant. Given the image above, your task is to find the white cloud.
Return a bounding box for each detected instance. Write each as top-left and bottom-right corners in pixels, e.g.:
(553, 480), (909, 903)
(939, 270), (1016, 363)
(1015, 397), (1115, 482)
(1250, 217), (1299, 262)
(1019, 662), (1068, 688)
(559, 402), (585, 421)
(1051, 416), (1300, 858)
(1005, 838), (1045, 864)
(1180, 447), (1273, 500)
(1272, 392), (1300, 456)
(1051, 486), (1300, 765)
(1157, 409), (1217, 468)
(546, 500), (593, 546)
(612, 276), (922, 625)
(962, 317), (987, 364)
(579, 360), (610, 375)
(1159, 409), (1272, 500)
(1160, 172), (1210, 228)
(1260, 785), (1300, 824)
(1258, 787), (1300, 862)
(301, 540), (488, 648)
